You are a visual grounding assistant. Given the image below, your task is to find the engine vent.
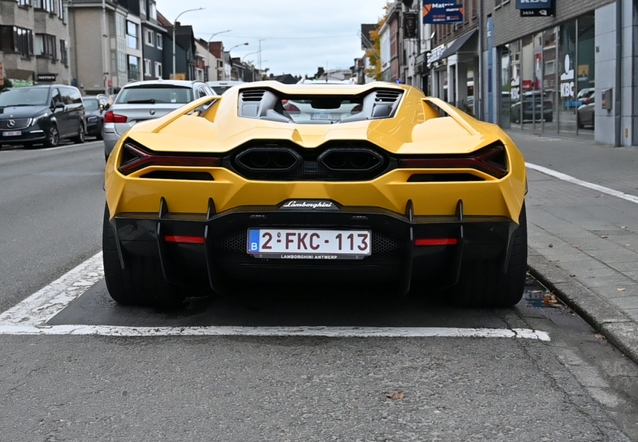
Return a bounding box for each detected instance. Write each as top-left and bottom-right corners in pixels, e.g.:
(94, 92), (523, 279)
(374, 89), (403, 104)
(240, 89), (267, 102)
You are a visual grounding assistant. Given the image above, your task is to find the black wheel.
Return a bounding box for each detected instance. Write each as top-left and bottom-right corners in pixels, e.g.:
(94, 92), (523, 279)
(73, 123), (85, 144)
(102, 205), (185, 308)
(45, 125), (60, 147)
(450, 204), (528, 308)
(96, 123), (104, 140)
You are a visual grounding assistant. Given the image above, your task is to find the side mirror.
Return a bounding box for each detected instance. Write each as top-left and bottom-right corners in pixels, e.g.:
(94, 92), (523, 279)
(54, 102), (65, 110)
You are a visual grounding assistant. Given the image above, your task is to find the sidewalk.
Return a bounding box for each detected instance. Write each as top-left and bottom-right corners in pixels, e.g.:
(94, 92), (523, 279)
(508, 130), (638, 364)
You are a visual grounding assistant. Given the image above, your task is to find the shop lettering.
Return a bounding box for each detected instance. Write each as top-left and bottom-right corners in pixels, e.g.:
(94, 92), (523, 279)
(560, 82), (575, 98)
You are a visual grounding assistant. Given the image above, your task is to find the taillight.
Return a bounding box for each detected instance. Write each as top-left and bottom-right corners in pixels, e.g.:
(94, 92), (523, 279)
(104, 111), (127, 123)
(398, 143), (508, 179)
(118, 140), (221, 175)
(284, 102), (300, 113)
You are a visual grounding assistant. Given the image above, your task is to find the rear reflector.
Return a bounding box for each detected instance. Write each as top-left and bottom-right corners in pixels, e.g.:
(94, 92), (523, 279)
(414, 238), (458, 247)
(165, 236), (205, 244)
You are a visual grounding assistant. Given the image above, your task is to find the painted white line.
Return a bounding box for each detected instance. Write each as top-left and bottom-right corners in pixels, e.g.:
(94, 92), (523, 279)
(0, 324), (550, 341)
(527, 163), (638, 204)
(0, 252), (104, 326)
(0, 253), (550, 341)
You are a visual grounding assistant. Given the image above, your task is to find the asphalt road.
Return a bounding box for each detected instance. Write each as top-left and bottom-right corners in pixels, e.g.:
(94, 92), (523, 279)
(0, 140), (637, 441)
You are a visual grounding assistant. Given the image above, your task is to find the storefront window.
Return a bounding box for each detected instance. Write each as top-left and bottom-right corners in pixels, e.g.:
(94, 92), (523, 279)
(576, 12), (595, 134)
(542, 27), (557, 132)
(558, 19), (577, 133)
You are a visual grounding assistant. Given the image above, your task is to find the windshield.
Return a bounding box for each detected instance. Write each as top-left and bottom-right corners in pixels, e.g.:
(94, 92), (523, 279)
(116, 86), (193, 104)
(211, 86), (233, 95)
(83, 98), (99, 111)
(0, 88), (49, 107)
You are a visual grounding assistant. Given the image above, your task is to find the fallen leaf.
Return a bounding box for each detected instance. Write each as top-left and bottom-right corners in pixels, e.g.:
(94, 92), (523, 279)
(595, 333), (606, 340)
(617, 288), (626, 292)
(543, 293), (558, 305)
(570, 274), (576, 277)
(572, 245), (581, 249)
(548, 244), (554, 248)
(386, 392), (405, 400)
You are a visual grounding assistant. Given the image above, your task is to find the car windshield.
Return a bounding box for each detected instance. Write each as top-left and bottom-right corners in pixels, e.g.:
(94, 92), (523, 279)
(0, 88), (49, 107)
(83, 98), (99, 111)
(116, 86), (193, 104)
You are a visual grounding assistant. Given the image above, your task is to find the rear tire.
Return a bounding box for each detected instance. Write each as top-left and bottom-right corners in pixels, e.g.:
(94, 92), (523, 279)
(450, 204), (528, 308)
(102, 205), (185, 308)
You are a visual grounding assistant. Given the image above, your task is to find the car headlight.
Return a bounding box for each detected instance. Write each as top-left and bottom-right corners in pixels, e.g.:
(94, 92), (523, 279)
(30, 113), (49, 126)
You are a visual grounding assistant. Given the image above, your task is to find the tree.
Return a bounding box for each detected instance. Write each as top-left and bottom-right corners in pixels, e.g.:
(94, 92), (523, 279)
(1, 78), (13, 91)
(365, 2), (392, 81)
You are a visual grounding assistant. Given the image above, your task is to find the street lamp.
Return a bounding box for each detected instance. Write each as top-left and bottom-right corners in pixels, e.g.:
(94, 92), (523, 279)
(227, 43), (248, 81)
(172, 7), (205, 79)
(206, 30), (231, 81)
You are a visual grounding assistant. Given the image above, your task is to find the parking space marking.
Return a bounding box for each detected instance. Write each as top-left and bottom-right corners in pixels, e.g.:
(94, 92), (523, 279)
(527, 163), (638, 204)
(0, 252), (550, 341)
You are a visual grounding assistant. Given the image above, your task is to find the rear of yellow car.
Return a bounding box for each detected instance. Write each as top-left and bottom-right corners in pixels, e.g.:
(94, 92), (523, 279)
(103, 82), (526, 308)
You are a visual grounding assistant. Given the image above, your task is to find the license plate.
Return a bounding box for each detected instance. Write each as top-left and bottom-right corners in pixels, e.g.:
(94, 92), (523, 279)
(247, 229), (371, 259)
(310, 113), (340, 120)
(2, 131), (21, 137)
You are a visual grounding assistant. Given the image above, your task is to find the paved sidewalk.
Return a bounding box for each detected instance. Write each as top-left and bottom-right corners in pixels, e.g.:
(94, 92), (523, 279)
(508, 130), (638, 364)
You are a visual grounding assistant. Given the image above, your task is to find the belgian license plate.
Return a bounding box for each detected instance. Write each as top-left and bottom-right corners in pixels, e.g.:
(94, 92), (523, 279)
(311, 113), (339, 120)
(2, 131), (21, 137)
(247, 229), (371, 259)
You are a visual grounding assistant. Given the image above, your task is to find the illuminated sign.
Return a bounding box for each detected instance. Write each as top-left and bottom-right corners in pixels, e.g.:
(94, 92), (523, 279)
(516, 0), (554, 17)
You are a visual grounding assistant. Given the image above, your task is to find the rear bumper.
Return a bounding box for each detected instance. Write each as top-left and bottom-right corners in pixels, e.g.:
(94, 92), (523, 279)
(111, 202), (518, 295)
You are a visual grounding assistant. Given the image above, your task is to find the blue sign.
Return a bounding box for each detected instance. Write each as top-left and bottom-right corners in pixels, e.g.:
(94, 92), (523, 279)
(516, 0), (554, 16)
(423, 2), (464, 24)
(516, 0), (552, 9)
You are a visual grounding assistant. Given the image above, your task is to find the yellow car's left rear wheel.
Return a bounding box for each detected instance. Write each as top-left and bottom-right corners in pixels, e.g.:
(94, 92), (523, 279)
(102, 205), (186, 309)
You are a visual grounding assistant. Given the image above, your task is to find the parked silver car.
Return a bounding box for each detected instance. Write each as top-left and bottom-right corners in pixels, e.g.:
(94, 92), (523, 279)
(103, 80), (214, 158)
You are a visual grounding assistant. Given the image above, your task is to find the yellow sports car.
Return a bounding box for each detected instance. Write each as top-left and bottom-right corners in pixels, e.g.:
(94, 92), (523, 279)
(103, 81), (527, 308)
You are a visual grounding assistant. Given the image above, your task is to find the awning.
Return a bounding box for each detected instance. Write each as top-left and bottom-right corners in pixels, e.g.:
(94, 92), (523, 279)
(441, 29), (477, 58)
(428, 29), (478, 65)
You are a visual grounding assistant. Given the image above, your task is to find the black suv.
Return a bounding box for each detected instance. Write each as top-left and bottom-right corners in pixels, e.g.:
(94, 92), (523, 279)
(0, 84), (86, 148)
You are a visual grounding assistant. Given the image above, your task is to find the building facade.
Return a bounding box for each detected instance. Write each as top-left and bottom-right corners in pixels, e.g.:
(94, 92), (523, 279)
(0, 0), (71, 87)
(418, 0), (638, 147)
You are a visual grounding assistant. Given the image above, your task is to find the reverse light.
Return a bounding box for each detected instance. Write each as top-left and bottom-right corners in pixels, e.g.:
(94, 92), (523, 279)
(118, 140), (221, 175)
(398, 143), (508, 179)
(105, 111), (128, 123)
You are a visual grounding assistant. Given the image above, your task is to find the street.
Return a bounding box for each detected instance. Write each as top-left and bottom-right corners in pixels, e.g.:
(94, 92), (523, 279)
(0, 139), (637, 441)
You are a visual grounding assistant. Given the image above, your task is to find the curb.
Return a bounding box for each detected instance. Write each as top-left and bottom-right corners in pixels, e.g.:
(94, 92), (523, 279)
(527, 251), (638, 366)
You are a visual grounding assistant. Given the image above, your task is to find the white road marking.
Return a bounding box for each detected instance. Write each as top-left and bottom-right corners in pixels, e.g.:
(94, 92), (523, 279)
(0, 252), (550, 341)
(527, 163), (638, 204)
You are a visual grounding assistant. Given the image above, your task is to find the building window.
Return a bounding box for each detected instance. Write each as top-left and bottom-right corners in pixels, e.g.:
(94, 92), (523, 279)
(60, 39), (68, 66)
(116, 15), (125, 38)
(140, 0), (146, 16)
(34, 0), (54, 12)
(18, 0), (32, 7)
(128, 55), (140, 81)
(155, 61), (162, 79)
(36, 33), (57, 59)
(1, 26), (34, 58)
(57, 0), (64, 20)
(144, 58), (152, 77)
(156, 33), (163, 49)
(126, 21), (138, 50)
(149, 2), (157, 20)
(145, 29), (154, 46)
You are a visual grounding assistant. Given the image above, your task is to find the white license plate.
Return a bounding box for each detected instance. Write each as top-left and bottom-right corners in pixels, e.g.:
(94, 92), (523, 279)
(310, 113), (340, 120)
(2, 131), (21, 136)
(247, 229), (371, 259)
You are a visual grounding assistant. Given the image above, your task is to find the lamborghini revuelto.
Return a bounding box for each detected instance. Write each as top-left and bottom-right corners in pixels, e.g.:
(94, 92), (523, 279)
(103, 81), (527, 308)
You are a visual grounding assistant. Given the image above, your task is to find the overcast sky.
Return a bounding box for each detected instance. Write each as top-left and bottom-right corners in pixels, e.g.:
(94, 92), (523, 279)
(154, 0), (389, 77)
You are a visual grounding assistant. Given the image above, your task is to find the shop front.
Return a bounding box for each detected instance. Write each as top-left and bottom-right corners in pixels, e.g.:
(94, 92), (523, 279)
(499, 12), (596, 138)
